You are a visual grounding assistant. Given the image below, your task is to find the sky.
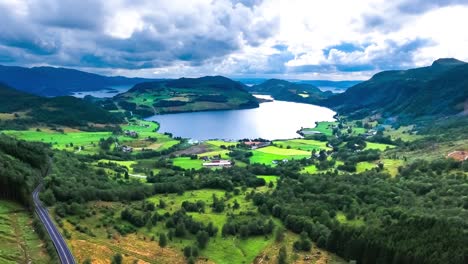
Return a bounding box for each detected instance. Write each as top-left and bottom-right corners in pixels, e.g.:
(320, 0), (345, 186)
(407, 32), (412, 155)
(1, 0), (468, 80)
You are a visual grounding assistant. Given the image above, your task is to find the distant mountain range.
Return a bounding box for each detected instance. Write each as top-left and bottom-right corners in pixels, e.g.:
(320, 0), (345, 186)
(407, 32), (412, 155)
(323, 58), (468, 121)
(114, 76), (259, 116)
(297, 80), (362, 90)
(0, 65), (155, 96)
(236, 78), (361, 91)
(247, 79), (334, 104)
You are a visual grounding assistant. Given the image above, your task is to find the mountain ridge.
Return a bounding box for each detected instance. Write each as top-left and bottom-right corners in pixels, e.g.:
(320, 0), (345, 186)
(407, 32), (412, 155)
(247, 78), (334, 104)
(323, 58), (468, 122)
(0, 64), (156, 96)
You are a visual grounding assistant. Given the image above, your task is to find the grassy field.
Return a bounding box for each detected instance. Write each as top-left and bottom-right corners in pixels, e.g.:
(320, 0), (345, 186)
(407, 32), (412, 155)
(380, 159), (404, 177)
(257, 230), (347, 264)
(356, 161), (376, 173)
(121, 120), (159, 133)
(58, 187), (277, 264)
(364, 142), (395, 151)
(302, 121), (337, 136)
(2, 124), (179, 154)
(2, 129), (110, 154)
(274, 139), (330, 151)
(335, 212), (365, 228)
(172, 157), (204, 170)
(251, 146), (311, 165)
(205, 140), (237, 148)
(0, 200), (50, 264)
(56, 204), (186, 264)
(383, 125), (423, 142)
(257, 175), (279, 185)
(301, 165), (318, 174)
(147, 189), (275, 264)
(198, 149), (230, 159)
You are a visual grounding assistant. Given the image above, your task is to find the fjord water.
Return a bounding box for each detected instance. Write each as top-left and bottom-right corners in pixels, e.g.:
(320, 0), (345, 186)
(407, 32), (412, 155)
(146, 100), (335, 140)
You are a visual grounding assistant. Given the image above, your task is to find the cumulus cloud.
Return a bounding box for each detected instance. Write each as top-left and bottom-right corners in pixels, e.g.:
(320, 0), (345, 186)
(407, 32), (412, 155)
(0, 0), (467, 79)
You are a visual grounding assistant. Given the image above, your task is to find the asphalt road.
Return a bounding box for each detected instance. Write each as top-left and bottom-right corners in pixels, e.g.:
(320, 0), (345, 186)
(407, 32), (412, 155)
(33, 185), (76, 264)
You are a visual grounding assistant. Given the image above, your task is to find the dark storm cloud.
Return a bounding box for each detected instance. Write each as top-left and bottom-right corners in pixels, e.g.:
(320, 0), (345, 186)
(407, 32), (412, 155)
(28, 0), (106, 30)
(0, 0), (278, 71)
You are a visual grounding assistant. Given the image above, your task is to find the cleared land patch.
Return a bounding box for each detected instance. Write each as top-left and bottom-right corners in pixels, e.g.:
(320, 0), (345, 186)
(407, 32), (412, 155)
(0, 200), (50, 264)
(274, 139), (330, 151)
(251, 146), (310, 165)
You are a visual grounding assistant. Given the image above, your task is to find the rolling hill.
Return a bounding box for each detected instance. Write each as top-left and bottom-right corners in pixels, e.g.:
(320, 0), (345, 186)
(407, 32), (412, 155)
(248, 79), (334, 104)
(0, 65), (154, 96)
(114, 76), (259, 116)
(0, 83), (123, 128)
(323, 58), (468, 122)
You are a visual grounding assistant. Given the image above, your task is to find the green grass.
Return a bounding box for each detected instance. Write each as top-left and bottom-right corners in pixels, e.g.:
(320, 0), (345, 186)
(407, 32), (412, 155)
(250, 146), (311, 165)
(3, 125), (179, 155)
(274, 139), (330, 151)
(381, 159), (404, 177)
(95, 159), (137, 173)
(356, 161), (376, 173)
(303, 121), (337, 136)
(301, 165), (318, 174)
(383, 125), (422, 142)
(257, 175), (279, 184)
(0, 200), (50, 263)
(198, 150), (230, 159)
(205, 140), (237, 148)
(336, 212), (365, 227)
(121, 120), (159, 133)
(365, 142), (395, 151)
(2, 129), (110, 154)
(171, 157), (204, 170)
(146, 189), (273, 264)
(255, 146), (311, 156)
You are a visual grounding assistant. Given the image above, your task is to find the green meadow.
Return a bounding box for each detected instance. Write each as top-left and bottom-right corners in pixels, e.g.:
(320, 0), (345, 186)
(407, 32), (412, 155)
(2, 122), (179, 154)
(171, 157), (204, 170)
(303, 121), (337, 136)
(0, 200), (50, 263)
(274, 139), (330, 151)
(356, 161), (376, 173)
(364, 142), (395, 151)
(146, 189), (275, 264)
(250, 146), (311, 164)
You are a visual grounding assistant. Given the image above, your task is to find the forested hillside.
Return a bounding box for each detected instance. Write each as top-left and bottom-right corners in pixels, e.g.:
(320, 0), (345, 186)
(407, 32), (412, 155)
(323, 59), (468, 121)
(0, 135), (48, 205)
(0, 83), (123, 129)
(249, 79), (333, 104)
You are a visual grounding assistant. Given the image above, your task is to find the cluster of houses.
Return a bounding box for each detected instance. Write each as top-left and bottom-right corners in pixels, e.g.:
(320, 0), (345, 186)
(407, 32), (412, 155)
(121, 145), (133, 153)
(124, 130), (139, 138)
(362, 129), (377, 138)
(243, 140), (271, 149)
(200, 154), (232, 168)
(202, 159), (232, 168)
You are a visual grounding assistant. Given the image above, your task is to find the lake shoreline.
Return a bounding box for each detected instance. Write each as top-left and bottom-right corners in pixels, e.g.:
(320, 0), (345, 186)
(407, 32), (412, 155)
(146, 99), (336, 141)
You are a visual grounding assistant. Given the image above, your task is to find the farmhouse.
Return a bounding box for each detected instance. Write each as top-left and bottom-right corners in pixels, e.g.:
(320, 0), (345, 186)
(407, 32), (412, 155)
(203, 159), (232, 168)
(124, 130), (139, 138)
(121, 145), (133, 153)
(301, 130), (322, 135)
(447, 151), (468, 161)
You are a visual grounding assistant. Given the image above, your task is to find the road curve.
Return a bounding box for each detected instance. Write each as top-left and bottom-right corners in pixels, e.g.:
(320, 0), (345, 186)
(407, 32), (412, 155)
(33, 184), (76, 264)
